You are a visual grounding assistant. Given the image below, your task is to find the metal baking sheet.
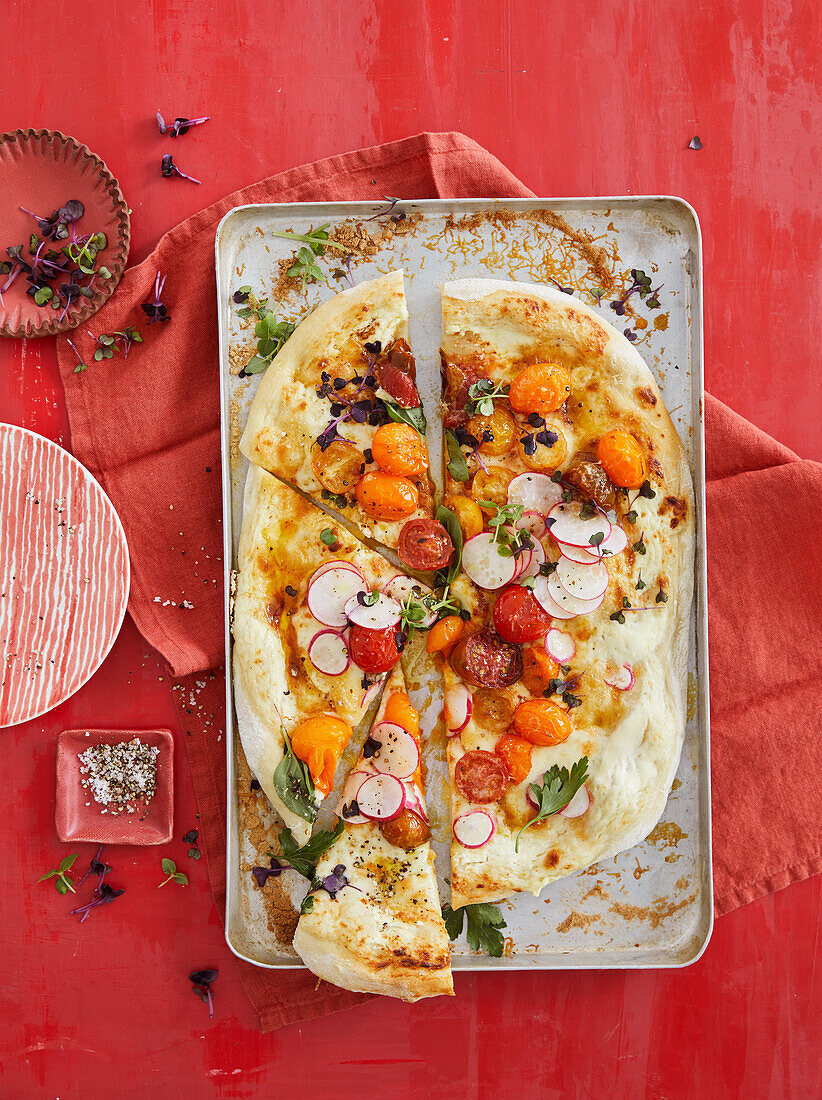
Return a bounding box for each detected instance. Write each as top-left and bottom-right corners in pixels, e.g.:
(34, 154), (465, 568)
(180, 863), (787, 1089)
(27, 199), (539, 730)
(216, 197), (711, 972)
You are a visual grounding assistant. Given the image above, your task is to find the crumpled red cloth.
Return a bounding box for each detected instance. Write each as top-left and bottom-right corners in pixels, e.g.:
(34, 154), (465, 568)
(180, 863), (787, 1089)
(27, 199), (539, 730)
(55, 132), (822, 1032)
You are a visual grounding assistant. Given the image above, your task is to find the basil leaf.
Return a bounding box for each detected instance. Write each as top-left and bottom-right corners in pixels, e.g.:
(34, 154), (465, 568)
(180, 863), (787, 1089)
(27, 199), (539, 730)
(273, 733), (317, 824)
(436, 504), (463, 587)
(445, 429), (470, 482)
(384, 400), (427, 435)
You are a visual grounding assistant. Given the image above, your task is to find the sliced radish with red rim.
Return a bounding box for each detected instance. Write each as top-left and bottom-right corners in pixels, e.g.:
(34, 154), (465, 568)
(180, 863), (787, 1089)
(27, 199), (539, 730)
(557, 540), (602, 565)
(604, 664), (635, 691)
(361, 679), (383, 708)
(453, 809), (496, 848)
(558, 784), (591, 818)
(355, 772), (406, 821)
(517, 538), (545, 581)
(544, 628), (576, 664)
(367, 721), (420, 779)
(516, 509), (548, 539)
(531, 575), (578, 620)
(308, 629), (350, 676)
(336, 769), (373, 823)
(508, 472), (564, 516)
(404, 784), (429, 824)
(445, 683), (472, 736)
(556, 558), (609, 601)
(310, 559), (364, 585)
(462, 532), (518, 590)
(307, 566), (368, 627)
(600, 524), (628, 555)
(343, 591), (402, 630)
(547, 502), (611, 548)
(381, 575), (437, 627)
(547, 571), (605, 615)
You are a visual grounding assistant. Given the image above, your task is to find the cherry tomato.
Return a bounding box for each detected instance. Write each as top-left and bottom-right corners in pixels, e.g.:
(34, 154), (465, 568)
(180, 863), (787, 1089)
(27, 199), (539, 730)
(290, 715), (353, 795)
(493, 585), (553, 643)
(444, 494), (484, 539)
(355, 471), (419, 519)
(512, 699), (573, 745)
(348, 623), (404, 674)
(311, 440), (365, 495)
(371, 422), (429, 477)
(470, 466), (515, 511)
(383, 691), (419, 736)
(467, 406), (517, 456)
(398, 518), (454, 570)
(597, 430), (648, 489)
(520, 646), (560, 696)
(376, 339), (420, 408)
(517, 427), (568, 473)
(471, 688), (515, 732)
(508, 362), (571, 416)
(380, 808), (430, 850)
(495, 733), (533, 784)
(449, 630), (522, 688)
(426, 614), (465, 654)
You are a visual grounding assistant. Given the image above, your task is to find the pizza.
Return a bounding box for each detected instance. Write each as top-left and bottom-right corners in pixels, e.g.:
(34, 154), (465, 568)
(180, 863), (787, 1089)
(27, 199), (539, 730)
(292, 663), (454, 1001)
(232, 464), (444, 844)
(240, 270), (455, 576)
(437, 279), (694, 906)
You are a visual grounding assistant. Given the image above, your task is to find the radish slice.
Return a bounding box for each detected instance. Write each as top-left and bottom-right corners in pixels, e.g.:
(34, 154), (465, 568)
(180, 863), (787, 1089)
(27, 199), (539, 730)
(308, 629), (350, 676)
(516, 509), (548, 539)
(547, 571), (605, 615)
(367, 721), (420, 779)
(462, 532), (518, 590)
(556, 558), (609, 601)
(356, 772), (406, 821)
(404, 784), (429, 824)
(310, 559), (364, 585)
(531, 575), (578, 620)
(517, 539), (546, 580)
(557, 540), (602, 565)
(344, 591), (402, 630)
(453, 809), (496, 848)
(337, 769), (373, 823)
(544, 628), (576, 663)
(508, 472), (564, 516)
(445, 683), (472, 736)
(600, 524), (628, 556)
(361, 678), (383, 708)
(512, 547), (533, 581)
(558, 784), (591, 818)
(307, 566), (368, 627)
(604, 664), (635, 691)
(547, 502), (611, 548)
(382, 575), (436, 627)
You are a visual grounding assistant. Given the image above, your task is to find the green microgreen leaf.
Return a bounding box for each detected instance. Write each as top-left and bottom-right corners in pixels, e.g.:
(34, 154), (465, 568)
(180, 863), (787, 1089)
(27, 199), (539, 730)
(158, 857), (188, 887)
(466, 379), (510, 417)
(38, 853), (79, 895)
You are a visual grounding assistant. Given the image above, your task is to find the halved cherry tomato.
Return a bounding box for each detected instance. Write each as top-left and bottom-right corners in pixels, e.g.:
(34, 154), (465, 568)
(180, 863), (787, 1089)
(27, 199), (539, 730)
(520, 646), (560, 695)
(508, 362), (571, 416)
(311, 440), (365, 495)
(467, 406), (517, 456)
(371, 422), (429, 477)
(426, 614), (465, 654)
(381, 808), (430, 850)
(383, 691), (419, 737)
(348, 623), (404, 673)
(355, 471), (419, 519)
(493, 585), (553, 643)
(597, 430), (648, 489)
(495, 733), (533, 784)
(471, 466), (515, 511)
(517, 428), (568, 473)
(512, 699), (573, 745)
(444, 494), (484, 540)
(398, 518), (454, 570)
(290, 714), (352, 795)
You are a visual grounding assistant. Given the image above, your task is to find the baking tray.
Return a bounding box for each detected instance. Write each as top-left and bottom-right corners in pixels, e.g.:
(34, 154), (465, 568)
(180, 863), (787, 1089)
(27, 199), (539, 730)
(216, 197), (711, 972)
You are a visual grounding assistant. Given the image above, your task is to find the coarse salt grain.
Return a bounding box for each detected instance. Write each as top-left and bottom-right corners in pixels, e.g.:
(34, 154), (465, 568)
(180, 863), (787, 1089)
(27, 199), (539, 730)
(78, 738), (159, 816)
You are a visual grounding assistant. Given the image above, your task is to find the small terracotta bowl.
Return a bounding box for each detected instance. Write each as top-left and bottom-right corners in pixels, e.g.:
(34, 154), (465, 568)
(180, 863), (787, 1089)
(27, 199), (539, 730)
(56, 728), (174, 845)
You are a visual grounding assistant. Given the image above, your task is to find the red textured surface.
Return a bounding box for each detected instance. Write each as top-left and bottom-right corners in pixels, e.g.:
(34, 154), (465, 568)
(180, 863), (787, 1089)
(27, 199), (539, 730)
(1, 2), (820, 1097)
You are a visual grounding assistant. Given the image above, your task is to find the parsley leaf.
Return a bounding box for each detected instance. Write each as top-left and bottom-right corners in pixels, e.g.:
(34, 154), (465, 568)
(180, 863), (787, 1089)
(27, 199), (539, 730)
(445, 428), (470, 482)
(278, 820), (345, 880)
(515, 758), (589, 852)
(442, 902), (507, 957)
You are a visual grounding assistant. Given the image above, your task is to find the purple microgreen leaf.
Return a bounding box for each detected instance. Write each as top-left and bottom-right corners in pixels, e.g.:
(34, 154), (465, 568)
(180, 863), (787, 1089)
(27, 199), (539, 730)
(161, 154), (200, 184)
(688, 135), (703, 150)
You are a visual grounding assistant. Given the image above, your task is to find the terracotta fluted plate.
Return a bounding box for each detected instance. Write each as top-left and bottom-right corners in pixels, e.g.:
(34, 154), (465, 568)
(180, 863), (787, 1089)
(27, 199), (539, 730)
(0, 129), (130, 338)
(0, 425), (130, 727)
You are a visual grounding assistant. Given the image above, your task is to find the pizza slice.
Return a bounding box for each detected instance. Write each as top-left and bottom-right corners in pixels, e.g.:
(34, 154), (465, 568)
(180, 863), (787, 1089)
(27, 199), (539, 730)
(292, 663), (454, 1001)
(438, 278), (694, 906)
(240, 270), (455, 577)
(232, 465), (450, 843)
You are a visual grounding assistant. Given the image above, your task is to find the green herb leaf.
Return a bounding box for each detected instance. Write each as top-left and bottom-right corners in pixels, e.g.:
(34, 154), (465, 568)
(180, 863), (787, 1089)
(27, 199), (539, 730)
(300, 894), (315, 915)
(435, 505), (463, 587)
(442, 902), (507, 957)
(625, 510), (638, 524)
(639, 480), (656, 499)
(445, 429), (471, 483)
(466, 379), (510, 416)
(515, 758), (589, 852)
(278, 819), (345, 880)
(273, 731), (318, 824)
(320, 527), (338, 546)
(162, 858), (176, 875)
(383, 400), (427, 435)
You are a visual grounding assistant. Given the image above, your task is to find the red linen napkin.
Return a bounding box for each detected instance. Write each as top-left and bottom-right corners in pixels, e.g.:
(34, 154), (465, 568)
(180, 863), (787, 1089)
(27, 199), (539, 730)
(55, 133), (822, 1031)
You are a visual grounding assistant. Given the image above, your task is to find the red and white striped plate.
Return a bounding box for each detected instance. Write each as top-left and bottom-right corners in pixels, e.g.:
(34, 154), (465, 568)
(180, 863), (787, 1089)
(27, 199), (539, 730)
(0, 425), (129, 727)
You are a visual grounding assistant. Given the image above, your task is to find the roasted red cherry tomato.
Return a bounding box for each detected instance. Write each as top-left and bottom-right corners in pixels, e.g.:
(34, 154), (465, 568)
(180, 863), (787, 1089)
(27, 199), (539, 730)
(348, 623), (404, 674)
(492, 585), (553, 644)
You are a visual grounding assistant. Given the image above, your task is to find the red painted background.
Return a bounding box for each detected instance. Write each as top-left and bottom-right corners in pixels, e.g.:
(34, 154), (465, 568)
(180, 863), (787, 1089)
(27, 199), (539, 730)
(1, 1), (820, 1097)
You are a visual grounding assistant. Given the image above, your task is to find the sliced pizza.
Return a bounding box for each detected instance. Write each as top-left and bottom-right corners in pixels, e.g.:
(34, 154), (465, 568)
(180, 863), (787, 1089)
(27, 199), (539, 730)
(292, 663), (454, 1001)
(240, 270), (455, 576)
(438, 278), (694, 906)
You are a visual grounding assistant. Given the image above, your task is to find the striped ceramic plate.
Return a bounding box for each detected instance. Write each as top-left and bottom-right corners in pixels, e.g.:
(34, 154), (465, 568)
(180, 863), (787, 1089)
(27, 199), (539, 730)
(0, 425), (129, 727)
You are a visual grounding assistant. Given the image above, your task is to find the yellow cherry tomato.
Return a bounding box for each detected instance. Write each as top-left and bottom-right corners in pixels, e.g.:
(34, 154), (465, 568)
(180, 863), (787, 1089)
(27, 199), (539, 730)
(467, 406), (517, 457)
(371, 422), (429, 477)
(508, 362), (571, 416)
(516, 427), (568, 472)
(290, 715), (352, 795)
(355, 471), (419, 519)
(444, 494), (484, 540)
(597, 429), (648, 489)
(495, 733), (533, 784)
(311, 440), (366, 495)
(471, 465), (515, 512)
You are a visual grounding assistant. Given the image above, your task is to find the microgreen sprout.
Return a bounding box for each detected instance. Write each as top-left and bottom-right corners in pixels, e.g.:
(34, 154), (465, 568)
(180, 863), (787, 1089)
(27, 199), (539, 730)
(478, 501), (530, 558)
(365, 196), (404, 222)
(610, 269), (662, 316)
(189, 969), (218, 1018)
(88, 327), (143, 361)
(466, 378), (511, 416)
(161, 154), (200, 184)
(156, 110), (210, 137)
(158, 858), (188, 888)
(66, 338), (89, 374)
(235, 292), (295, 376)
(141, 271), (171, 323)
(70, 848), (123, 922)
(287, 246), (326, 290)
(38, 854), (78, 895)
(271, 224), (346, 253)
(688, 136), (703, 150)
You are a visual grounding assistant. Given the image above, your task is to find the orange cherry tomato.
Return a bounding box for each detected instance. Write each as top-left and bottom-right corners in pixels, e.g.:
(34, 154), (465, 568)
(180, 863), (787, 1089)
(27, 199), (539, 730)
(383, 691), (419, 737)
(508, 363), (571, 416)
(495, 733), (533, 784)
(290, 715), (352, 795)
(512, 699), (573, 746)
(371, 422), (429, 477)
(355, 471), (419, 519)
(520, 646), (560, 696)
(426, 614), (465, 654)
(597, 429), (648, 489)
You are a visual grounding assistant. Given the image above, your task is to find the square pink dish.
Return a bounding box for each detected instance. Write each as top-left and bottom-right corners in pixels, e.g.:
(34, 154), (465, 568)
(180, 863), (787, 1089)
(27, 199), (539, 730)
(56, 728), (174, 845)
